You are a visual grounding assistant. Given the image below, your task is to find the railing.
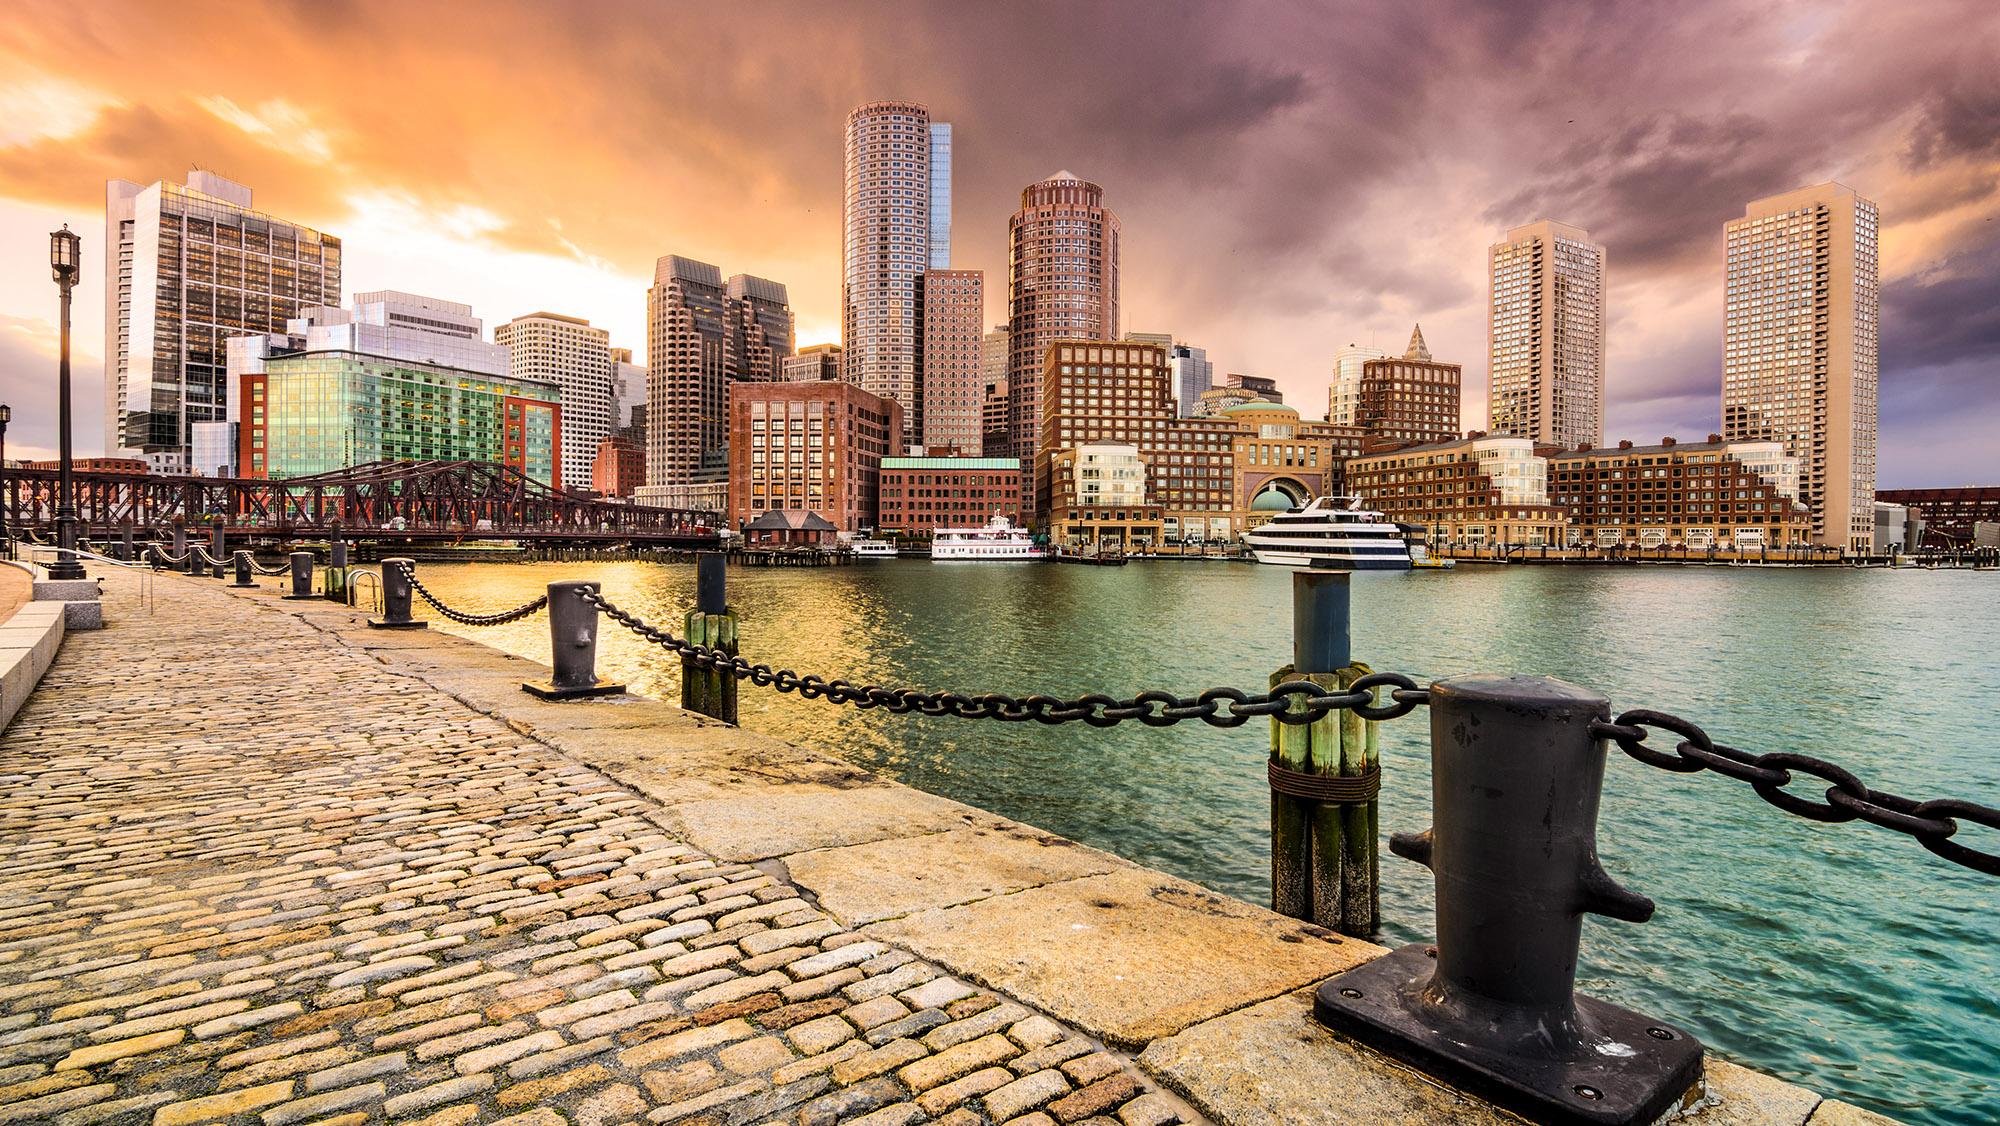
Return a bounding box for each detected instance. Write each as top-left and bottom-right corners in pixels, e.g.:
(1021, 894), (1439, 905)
(215, 551), (1996, 1126)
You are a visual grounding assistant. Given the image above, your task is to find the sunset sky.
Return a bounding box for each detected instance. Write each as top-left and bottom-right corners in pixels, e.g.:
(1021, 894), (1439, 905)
(0, 0), (1994, 484)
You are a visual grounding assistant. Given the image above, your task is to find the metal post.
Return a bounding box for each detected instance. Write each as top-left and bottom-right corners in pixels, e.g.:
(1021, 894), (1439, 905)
(1313, 674), (1703, 1126)
(282, 550), (315, 599)
(209, 518), (226, 578)
(230, 551), (254, 588)
(368, 558), (426, 629)
(683, 551), (738, 723)
(1293, 566), (1351, 672)
(326, 537), (350, 603)
(47, 229), (84, 582)
(171, 524), (188, 574)
(120, 521), (134, 562)
(523, 582), (626, 700)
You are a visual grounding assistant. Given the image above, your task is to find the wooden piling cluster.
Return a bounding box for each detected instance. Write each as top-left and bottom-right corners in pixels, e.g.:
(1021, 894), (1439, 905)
(681, 608), (740, 724)
(1269, 662), (1381, 936)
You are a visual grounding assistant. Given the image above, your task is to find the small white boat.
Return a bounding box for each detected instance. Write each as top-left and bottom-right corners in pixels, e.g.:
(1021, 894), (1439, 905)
(1244, 496), (1412, 570)
(1409, 544), (1456, 570)
(932, 513), (1045, 561)
(849, 539), (899, 559)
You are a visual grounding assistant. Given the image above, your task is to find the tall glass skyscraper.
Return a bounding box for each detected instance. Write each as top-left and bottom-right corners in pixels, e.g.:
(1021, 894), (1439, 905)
(928, 124), (953, 271)
(1486, 219), (1605, 450)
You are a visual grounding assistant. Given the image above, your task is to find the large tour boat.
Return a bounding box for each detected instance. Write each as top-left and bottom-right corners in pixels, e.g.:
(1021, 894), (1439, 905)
(931, 513), (1045, 561)
(1243, 496), (1413, 570)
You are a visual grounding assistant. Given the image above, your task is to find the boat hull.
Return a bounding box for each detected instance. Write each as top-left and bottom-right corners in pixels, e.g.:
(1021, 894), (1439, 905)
(1249, 549), (1411, 570)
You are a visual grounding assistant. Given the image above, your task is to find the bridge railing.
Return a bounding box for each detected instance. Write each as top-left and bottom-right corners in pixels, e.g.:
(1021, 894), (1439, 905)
(207, 551), (1997, 1126)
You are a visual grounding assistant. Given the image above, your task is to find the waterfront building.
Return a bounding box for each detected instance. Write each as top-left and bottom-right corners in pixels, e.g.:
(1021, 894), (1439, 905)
(1327, 343), (1388, 427)
(1222, 373), (1282, 404)
(1875, 487), (2000, 547)
(1488, 219), (1605, 449)
(1035, 341), (1173, 519)
(1008, 171), (1120, 516)
(918, 270), (984, 451)
(644, 256), (794, 497)
(1048, 444), (1160, 549)
(1347, 434), (1568, 547)
(494, 312), (614, 492)
(1546, 437), (1810, 549)
(1723, 183), (1880, 551)
(727, 380), (903, 535)
(877, 455), (1023, 534)
(1169, 343), (1213, 419)
(591, 434), (646, 499)
(1356, 325), (1461, 444)
(843, 101), (951, 443)
(781, 344), (843, 383)
(1873, 502), (1921, 555)
(104, 172), (343, 471)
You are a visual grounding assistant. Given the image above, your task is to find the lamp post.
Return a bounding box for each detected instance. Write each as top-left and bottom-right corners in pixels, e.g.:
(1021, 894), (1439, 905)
(0, 404), (10, 558)
(48, 226), (85, 580)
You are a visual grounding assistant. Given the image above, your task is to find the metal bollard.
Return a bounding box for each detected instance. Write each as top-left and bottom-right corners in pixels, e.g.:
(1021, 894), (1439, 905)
(368, 558), (426, 629)
(1313, 674), (1702, 1126)
(209, 518), (227, 578)
(523, 582), (626, 700)
(119, 522), (135, 561)
(326, 538), (350, 603)
(230, 551), (255, 588)
(682, 552), (739, 723)
(173, 525), (195, 574)
(281, 551), (316, 599)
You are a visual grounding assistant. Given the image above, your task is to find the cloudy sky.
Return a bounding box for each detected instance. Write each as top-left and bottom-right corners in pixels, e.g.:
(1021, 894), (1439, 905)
(0, 0), (1993, 484)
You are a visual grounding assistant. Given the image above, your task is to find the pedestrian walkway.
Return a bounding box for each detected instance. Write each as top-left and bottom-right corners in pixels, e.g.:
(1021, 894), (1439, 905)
(0, 572), (1190, 1126)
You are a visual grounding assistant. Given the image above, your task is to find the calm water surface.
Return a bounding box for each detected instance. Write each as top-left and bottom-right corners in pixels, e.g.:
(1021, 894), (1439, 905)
(411, 559), (1998, 1126)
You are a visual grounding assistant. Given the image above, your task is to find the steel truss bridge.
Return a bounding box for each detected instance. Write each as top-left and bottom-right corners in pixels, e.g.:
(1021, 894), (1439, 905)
(0, 459), (723, 547)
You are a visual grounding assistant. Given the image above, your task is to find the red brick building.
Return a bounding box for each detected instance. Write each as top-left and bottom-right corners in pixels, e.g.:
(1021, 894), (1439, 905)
(877, 456), (1023, 534)
(590, 435), (645, 499)
(728, 381), (903, 535)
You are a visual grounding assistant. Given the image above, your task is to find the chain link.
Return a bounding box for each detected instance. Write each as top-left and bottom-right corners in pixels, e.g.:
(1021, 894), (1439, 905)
(1595, 712), (1999, 876)
(389, 561), (549, 626)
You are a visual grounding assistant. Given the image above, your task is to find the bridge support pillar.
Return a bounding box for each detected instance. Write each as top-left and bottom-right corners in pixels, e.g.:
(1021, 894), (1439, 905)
(1313, 674), (1703, 1126)
(369, 558), (426, 629)
(281, 551), (316, 599)
(230, 551), (255, 588)
(681, 552), (738, 724)
(523, 581), (625, 700)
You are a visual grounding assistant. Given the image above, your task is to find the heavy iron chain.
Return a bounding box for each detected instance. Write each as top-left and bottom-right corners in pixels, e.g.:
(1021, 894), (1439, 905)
(579, 587), (1429, 727)
(1595, 711), (2000, 876)
(390, 561), (549, 627)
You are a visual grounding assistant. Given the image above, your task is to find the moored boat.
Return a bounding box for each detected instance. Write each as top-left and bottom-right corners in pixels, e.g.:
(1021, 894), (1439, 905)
(932, 513), (1045, 561)
(1243, 496), (1412, 570)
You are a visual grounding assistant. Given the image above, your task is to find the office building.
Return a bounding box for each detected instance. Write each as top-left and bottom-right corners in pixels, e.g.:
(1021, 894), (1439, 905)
(1222, 373), (1281, 404)
(1357, 324), (1461, 444)
(1194, 386), (1260, 417)
(1008, 172), (1120, 513)
(981, 379), (1011, 458)
(642, 256), (793, 497)
(781, 344), (843, 382)
(1170, 343), (1212, 418)
(592, 435), (646, 499)
(611, 346), (646, 429)
(727, 381), (903, 534)
(878, 455), (1023, 533)
(1327, 343), (1387, 427)
(1723, 183), (1880, 550)
(1347, 435), (1567, 547)
(105, 171), (342, 469)
(495, 312), (614, 491)
(1875, 487), (2000, 547)
(1547, 436), (1809, 549)
(918, 269), (984, 451)
(1488, 220), (1605, 448)
(843, 101), (952, 442)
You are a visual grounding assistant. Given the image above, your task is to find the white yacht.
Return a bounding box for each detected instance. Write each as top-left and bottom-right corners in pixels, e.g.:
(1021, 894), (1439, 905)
(1244, 496), (1413, 570)
(931, 513), (1045, 561)
(849, 539), (899, 559)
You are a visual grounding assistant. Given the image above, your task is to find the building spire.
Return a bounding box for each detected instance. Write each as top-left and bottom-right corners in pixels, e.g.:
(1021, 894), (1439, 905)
(1405, 323), (1432, 362)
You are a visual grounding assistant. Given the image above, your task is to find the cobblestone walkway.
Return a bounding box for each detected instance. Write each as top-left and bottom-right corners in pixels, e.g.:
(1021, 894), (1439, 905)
(0, 575), (1190, 1126)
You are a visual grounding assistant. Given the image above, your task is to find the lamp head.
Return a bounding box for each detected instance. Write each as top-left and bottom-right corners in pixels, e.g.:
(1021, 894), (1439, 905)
(49, 225), (81, 287)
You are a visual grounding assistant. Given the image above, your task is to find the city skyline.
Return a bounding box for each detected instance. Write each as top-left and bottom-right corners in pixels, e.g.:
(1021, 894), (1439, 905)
(0, 1), (1995, 487)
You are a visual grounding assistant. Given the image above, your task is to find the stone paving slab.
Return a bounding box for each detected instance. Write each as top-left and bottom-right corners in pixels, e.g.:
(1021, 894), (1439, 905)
(778, 827), (1133, 926)
(0, 571), (1196, 1126)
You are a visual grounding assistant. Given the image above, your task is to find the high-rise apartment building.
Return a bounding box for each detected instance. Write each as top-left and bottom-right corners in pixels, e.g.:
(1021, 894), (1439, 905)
(1357, 324), (1462, 444)
(1327, 343), (1387, 427)
(1723, 183), (1880, 550)
(843, 101), (952, 444)
(643, 256), (794, 496)
(105, 171), (342, 470)
(495, 312), (614, 490)
(918, 269), (984, 452)
(1487, 219), (1605, 449)
(1008, 172), (1120, 515)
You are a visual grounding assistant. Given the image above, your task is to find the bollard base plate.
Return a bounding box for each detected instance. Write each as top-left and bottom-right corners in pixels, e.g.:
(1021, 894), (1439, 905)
(1313, 944), (1703, 1126)
(281, 593), (319, 600)
(522, 679), (625, 701)
(229, 580), (256, 588)
(367, 618), (428, 630)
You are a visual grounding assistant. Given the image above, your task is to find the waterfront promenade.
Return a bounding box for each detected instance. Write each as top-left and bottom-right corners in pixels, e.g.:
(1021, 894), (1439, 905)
(0, 569), (1899, 1125)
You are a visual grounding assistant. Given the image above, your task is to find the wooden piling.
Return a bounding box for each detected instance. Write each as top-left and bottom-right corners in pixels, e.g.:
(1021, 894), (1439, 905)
(681, 608), (740, 724)
(1269, 661), (1380, 936)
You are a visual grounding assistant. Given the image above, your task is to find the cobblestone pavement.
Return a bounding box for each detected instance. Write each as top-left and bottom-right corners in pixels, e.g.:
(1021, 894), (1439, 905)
(0, 574), (1194, 1126)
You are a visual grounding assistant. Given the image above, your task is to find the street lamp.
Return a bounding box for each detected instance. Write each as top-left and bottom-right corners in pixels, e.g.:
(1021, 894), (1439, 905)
(47, 225), (85, 580)
(0, 403), (10, 557)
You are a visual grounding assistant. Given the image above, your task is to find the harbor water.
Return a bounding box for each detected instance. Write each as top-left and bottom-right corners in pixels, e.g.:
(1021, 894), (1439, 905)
(408, 558), (1998, 1126)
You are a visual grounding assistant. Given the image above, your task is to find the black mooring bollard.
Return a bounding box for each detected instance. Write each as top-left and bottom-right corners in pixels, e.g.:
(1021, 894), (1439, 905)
(368, 558), (426, 629)
(281, 551), (316, 599)
(326, 539), (350, 603)
(1313, 674), (1703, 1126)
(523, 582), (626, 700)
(209, 519), (227, 578)
(230, 551), (255, 588)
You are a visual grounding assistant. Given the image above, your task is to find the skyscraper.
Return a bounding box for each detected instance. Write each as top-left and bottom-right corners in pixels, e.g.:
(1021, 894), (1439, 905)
(1487, 219), (1605, 449)
(104, 171), (341, 469)
(843, 101), (952, 445)
(1723, 183), (1880, 550)
(1327, 343), (1387, 426)
(1008, 171), (1120, 516)
(610, 346), (647, 430)
(1357, 324), (1462, 444)
(643, 256), (793, 498)
(1170, 344), (1212, 419)
(918, 269), (984, 452)
(494, 312), (614, 490)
